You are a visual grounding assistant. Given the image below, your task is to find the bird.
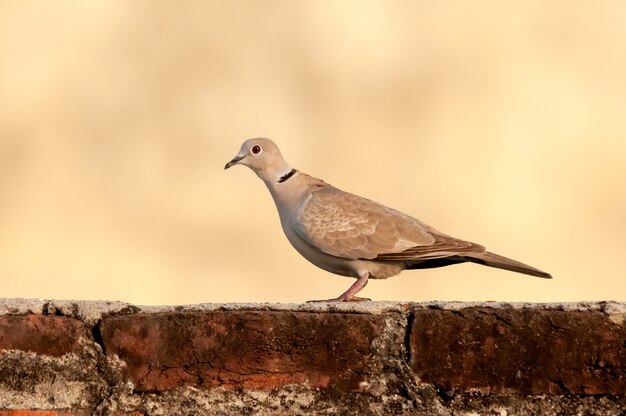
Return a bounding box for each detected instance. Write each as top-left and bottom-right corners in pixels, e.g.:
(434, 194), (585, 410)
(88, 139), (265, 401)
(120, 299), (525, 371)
(225, 138), (551, 302)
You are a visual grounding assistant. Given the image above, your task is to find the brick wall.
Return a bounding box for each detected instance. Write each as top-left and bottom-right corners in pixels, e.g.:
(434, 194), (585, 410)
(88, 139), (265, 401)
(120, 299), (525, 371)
(0, 299), (624, 415)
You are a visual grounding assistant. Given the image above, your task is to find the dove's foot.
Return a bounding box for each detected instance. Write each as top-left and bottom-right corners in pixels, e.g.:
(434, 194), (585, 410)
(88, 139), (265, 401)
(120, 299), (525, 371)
(306, 271), (370, 303)
(306, 295), (371, 303)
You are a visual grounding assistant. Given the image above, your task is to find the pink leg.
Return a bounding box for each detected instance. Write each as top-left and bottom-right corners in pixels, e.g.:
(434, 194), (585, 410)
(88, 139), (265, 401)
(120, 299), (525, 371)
(307, 271), (370, 303)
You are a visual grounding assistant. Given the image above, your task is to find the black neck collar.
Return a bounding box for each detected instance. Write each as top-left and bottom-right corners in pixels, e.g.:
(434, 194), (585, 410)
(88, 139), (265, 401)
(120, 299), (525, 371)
(278, 168), (297, 183)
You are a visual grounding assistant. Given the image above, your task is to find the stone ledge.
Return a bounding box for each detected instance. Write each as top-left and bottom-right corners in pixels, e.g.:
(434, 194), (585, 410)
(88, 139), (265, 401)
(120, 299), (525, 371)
(0, 299), (624, 415)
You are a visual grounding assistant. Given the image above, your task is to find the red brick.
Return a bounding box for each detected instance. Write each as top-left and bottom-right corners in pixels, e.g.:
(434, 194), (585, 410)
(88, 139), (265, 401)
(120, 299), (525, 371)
(0, 411), (91, 416)
(100, 310), (385, 391)
(409, 307), (626, 395)
(0, 315), (88, 356)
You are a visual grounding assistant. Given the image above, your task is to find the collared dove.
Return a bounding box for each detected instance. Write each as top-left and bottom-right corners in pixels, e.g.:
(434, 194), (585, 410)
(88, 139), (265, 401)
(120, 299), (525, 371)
(225, 138), (551, 302)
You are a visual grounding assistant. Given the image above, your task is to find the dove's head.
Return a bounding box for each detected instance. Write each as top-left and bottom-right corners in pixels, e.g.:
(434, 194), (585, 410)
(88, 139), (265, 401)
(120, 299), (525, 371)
(225, 138), (292, 182)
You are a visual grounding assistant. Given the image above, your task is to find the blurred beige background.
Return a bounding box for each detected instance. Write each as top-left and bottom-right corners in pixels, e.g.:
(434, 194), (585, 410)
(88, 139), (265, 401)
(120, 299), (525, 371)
(0, 1), (624, 305)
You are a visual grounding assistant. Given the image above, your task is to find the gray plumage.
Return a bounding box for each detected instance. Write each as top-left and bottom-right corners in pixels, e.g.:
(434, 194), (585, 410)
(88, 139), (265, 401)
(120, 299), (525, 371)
(225, 138), (551, 302)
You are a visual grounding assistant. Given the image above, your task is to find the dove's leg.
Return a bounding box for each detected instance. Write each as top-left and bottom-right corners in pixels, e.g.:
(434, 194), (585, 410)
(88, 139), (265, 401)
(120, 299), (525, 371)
(307, 271), (370, 303)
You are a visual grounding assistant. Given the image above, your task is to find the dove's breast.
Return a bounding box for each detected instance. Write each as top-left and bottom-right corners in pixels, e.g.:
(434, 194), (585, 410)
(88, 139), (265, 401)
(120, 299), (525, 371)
(281, 217), (357, 277)
(280, 215), (405, 279)
(268, 173), (406, 279)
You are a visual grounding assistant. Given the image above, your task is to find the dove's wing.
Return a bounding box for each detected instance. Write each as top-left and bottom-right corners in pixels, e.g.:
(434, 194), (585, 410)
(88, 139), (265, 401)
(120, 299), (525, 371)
(294, 186), (484, 261)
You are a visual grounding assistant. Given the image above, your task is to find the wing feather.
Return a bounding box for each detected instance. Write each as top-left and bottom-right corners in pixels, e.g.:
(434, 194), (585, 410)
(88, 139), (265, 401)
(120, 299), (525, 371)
(295, 186), (482, 261)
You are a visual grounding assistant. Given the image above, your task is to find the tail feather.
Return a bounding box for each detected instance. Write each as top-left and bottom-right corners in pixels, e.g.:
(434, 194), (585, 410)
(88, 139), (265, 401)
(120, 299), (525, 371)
(466, 251), (552, 279)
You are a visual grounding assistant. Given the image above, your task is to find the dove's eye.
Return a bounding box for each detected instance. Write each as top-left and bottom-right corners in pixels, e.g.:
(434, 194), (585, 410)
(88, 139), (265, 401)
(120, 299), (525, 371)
(251, 145), (262, 155)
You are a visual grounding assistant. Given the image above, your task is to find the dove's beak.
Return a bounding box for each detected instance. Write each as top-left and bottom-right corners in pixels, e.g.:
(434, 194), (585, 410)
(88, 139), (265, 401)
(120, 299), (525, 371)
(225, 155), (244, 170)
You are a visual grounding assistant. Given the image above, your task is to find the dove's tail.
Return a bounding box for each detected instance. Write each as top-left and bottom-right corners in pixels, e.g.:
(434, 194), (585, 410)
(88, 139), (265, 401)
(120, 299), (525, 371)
(465, 251), (552, 278)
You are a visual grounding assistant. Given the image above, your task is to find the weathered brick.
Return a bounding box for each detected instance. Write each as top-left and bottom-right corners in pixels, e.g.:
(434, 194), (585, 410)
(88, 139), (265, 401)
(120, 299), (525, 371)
(409, 307), (626, 395)
(0, 315), (87, 356)
(0, 411), (91, 416)
(100, 310), (386, 391)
